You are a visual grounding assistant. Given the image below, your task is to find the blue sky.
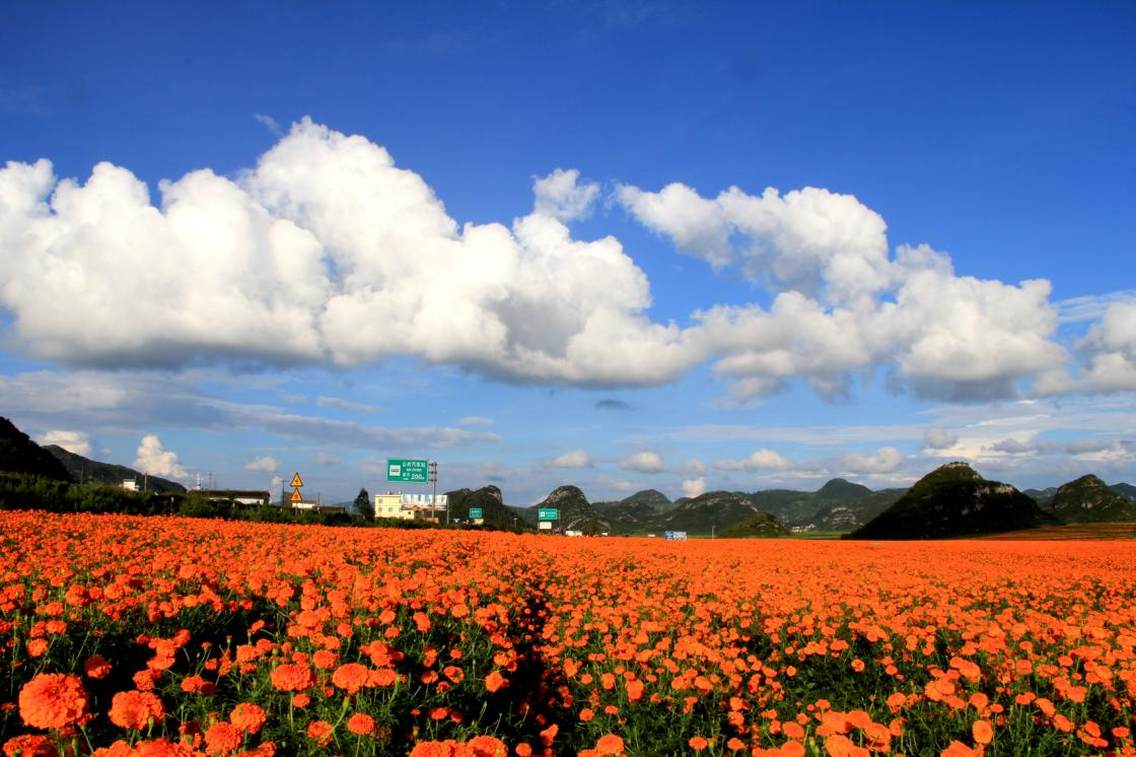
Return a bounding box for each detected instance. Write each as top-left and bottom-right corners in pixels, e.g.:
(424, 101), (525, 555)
(1, 2), (1134, 504)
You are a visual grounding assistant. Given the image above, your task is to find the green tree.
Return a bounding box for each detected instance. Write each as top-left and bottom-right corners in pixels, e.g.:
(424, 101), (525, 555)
(354, 487), (373, 519)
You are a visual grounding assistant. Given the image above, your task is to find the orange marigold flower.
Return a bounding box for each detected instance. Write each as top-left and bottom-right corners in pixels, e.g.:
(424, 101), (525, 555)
(370, 668), (397, 687)
(940, 741), (978, 757)
(204, 722), (243, 756)
(594, 734), (624, 755)
(3, 734), (58, 757)
(539, 723), (559, 746)
(1052, 714), (1074, 733)
(18, 673), (89, 732)
(131, 737), (197, 756)
(312, 650), (338, 670)
(270, 664), (313, 692)
(306, 720), (333, 745)
(971, 719), (993, 745)
(108, 690), (164, 731)
(133, 670), (159, 692)
(90, 740), (133, 757)
(229, 702), (267, 735)
(331, 663), (370, 694)
(782, 721), (805, 740)
(484, 670), (507, 693)
(688, 736), (709, 750)
(822, 734), (861, 757)
(409, 742), (455, 757)
(467, 735), (508, 756)
(84, 655), (111, 680)
(346, 713), (375, 736)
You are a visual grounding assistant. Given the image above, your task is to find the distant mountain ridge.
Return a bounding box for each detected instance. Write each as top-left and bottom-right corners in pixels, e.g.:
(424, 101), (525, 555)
(544, 479), (914, 536)
(747, 478), (903, 531)
(529, 485), (612, 534)
(5, 417), (1134, 537)
(445, 485), (517, 529)
(0, 418), (74, 482)
(849, 462), (1059, 540)
(720, 511), (789, 538)
(1048, 475), (1136, 523)
(1109, 482), (1136, 501)
(45, 444), (186, 494)
(659, 490), (773, 535)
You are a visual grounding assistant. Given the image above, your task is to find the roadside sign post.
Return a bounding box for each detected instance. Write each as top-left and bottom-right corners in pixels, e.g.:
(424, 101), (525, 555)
(538, 507), (559, 532)
(385, 459), (441, 524)
(429, 461), (441, 525)
(386, 459), (429, 483)
(468, 507), (483, 521)
(289, 472), (304, 508)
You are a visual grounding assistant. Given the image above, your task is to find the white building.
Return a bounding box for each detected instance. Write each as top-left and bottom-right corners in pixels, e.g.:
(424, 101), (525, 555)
(374, 492), (448, 520)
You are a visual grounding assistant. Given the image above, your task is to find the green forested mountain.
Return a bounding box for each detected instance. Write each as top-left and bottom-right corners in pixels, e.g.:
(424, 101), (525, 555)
(45, 444), (185, 493)
(658, 491), (772, 536)
(0, 418), (73, 482)
(445, 485), (520, 529)
(719, 511), (789, 538)
(529, 485), (611, 534)
(1049, 475), (1136, 523)
(849, 463), (1059, 540)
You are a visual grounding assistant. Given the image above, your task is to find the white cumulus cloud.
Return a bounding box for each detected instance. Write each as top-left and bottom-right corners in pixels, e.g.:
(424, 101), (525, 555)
(532, 168), (600, 221)
(134, 434), (187, 479)
(714, 448), (793, 471)
(39, 430), (91, 456)
(923, 428), (959, 450)
(0, 120), (699, 387)
(1040, 302), (1136, 394)
(550, 449), (591, 468)
(244, 456), (279, 473)
(620, 450), (665, 473)
(839, 446), (903, 474)
(0, 118), (1123, 406)
(681, 477), (706, 498)
(621, 181), (1069, 401)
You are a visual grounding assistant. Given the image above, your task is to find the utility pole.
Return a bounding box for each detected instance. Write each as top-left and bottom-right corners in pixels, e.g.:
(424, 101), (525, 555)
(429, 460), (441, 525)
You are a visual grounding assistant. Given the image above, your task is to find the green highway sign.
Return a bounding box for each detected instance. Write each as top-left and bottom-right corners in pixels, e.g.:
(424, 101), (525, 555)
(386, 458), (429, 483)
(538, 508), (559, 521)
(468, 507), (483, 519)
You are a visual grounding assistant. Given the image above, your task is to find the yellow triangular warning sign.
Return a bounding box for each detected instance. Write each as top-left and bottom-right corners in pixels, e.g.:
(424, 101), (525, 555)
(290, 489), (302, 503)
(289, 472), (304, 488)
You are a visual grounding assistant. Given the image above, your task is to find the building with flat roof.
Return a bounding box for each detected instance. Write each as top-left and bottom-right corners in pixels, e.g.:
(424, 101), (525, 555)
(374, 492), (448, 521)
(198, 490), (272, 507)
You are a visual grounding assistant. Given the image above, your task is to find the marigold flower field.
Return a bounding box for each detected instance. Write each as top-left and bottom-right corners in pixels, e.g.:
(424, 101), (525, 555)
(1, 511), (1134, 756)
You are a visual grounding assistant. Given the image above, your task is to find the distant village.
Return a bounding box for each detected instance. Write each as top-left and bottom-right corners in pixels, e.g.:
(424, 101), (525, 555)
(121, 475), (456, 522)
